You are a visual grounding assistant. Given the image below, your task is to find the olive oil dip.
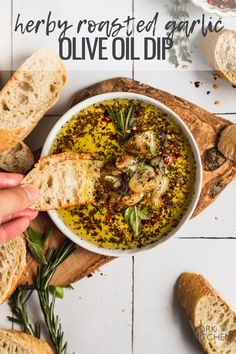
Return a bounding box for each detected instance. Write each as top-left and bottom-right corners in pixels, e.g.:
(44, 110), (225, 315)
(51, 99), (196, 250)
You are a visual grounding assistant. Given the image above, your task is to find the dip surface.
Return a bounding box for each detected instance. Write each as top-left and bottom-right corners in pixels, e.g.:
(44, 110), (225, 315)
(51, 99), (196, 250)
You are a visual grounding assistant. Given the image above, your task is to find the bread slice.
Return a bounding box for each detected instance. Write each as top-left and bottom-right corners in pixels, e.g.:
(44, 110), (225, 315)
(0, 49), (67, 153)
(0, 235), (26, 304)
(22, 152), (103, 211)
(177, 272), (236, 354)
(202, 29), (236, 86)
(0, 330), (54, 354)
(0, 142), (34, 173)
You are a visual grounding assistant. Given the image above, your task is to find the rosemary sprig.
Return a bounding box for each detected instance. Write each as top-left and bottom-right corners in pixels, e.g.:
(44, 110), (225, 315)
(167, 0), (191, 67)
(107, 104), (135, 139)
(8, 236), (76, 354)
(124, 206), (150, 236)
(36, 240), (76, 354)
(8, 286), (40, 338)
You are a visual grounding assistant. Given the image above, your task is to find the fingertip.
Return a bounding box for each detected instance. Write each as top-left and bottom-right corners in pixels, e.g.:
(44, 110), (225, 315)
(28, 210), (39, 220)
(0, 173), (24, 188)
(0, 217), (30, 244)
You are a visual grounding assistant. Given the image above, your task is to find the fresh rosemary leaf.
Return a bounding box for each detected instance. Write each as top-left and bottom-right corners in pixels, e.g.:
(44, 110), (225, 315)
(7, 316), (22, 324)
(107, 104), (135, 138)
(125, 104), (135, 133)
(8, 286), (40, 338)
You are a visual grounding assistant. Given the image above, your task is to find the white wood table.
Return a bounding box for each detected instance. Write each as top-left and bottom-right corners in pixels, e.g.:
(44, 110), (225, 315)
(0, 1), (236, 353)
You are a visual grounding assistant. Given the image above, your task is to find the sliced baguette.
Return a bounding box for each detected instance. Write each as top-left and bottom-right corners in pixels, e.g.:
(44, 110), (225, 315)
(0, 49), (67, 153)
(22, 152), (103, 211)
(0, 330), (54, 354)
(0, 235), (26, 304)
(202, 29), (236, 86)
(0, 142), (34, 173)
(177, 272), (236, 354)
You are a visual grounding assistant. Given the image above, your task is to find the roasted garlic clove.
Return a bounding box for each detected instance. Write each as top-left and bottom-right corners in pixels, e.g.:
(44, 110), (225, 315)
(115, 154), (138, 174)
(150, 175), (169, 209)
(104, 175), (122, 190)
(129, 165), (159, 193)
(124, 131), (158, 157)
(122, 191), (144, 207)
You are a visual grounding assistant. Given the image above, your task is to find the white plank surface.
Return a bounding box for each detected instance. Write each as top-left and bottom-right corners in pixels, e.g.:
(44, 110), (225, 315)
(133, 238), (236, 354)
(12, 258), (133, 354)
(0, 0), (12, 86)
(134, 70), (236, 114)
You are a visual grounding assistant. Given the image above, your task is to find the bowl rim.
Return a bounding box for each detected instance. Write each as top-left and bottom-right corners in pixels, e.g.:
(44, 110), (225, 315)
(191, 0), (236, 17)
(41, 92), (203, 257)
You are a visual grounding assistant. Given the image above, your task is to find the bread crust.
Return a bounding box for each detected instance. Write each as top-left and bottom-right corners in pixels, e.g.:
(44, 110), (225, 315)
(0, 142), (34, 173)
(202, 29), (236, 85)
(0, 49), (67, 152)
(0, 235), (27, 304)
(177, 273), (236, 354)
(0, 128), (24, 153)
(0, 330), (54, 353)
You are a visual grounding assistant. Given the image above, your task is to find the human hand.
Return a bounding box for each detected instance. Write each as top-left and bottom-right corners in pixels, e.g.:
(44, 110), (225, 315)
(0, 173), (39, 243)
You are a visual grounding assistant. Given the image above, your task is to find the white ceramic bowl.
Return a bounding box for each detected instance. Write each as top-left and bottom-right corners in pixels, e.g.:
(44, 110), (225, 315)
(191, 0), (236, 17)
(42, 92), (202, 257)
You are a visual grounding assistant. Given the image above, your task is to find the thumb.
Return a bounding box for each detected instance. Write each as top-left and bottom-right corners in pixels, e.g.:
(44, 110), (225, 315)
(0, 185), (39, 221)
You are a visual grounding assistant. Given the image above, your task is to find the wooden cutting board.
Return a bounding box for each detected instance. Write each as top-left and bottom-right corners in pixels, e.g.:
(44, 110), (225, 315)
(19, 77), (236, 286)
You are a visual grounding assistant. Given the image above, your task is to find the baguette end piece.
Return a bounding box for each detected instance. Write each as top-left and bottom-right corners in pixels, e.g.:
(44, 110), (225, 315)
(177, 272), (236, 354)
(0, 329), (54, 354)
(0, 49), (67, 152)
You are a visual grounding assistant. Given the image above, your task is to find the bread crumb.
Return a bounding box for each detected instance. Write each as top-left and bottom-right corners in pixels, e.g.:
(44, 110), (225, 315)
(214, 100), (221, 105)
(213, 84), (218, 89)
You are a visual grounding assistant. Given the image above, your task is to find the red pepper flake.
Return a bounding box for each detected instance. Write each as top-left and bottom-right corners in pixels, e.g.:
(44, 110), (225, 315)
(164, 155), (178, 164)
(171, 139), (178, 146)
(153, 213), (164, 222)
(101, 116), (111, 123)
(164, 156), (170, 164)
(88, 225), (96, 231)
